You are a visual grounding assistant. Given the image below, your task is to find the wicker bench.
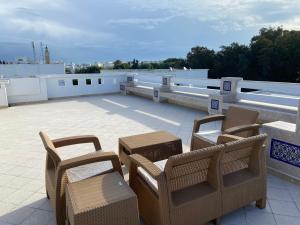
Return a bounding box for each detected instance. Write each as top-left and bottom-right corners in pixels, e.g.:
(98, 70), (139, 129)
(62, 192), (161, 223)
(65, 172), (139, 225)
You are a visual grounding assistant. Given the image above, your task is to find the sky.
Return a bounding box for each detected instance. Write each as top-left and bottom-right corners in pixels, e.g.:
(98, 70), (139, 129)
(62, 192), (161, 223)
(0, 0), (299, 63)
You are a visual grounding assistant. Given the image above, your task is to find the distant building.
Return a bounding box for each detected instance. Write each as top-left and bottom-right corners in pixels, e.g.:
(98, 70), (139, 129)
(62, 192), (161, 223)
(95, 62), (104, 68)
(15, 57), (33, 64)
(0, 63), (65, 78)
(45, 46), (50, 64)
(102, 62), (114, 69)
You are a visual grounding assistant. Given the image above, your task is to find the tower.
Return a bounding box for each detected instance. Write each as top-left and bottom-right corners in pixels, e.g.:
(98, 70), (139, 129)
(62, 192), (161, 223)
(44, 45), (50, 64)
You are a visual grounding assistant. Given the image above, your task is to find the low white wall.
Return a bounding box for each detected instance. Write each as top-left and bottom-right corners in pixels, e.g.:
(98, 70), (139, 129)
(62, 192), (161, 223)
(136, 76), (300, 107)
(6, 78), (48, 104)
(0, 64), (65, 78)
(45, 74), (125, 99)
(0, 80), (9, 107)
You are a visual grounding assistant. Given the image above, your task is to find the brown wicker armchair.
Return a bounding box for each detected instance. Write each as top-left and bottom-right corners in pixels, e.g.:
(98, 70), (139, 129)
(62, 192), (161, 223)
(39, 132), (122, 225)
(129, 145), (223, 225)
(191, 106), (260, 150)
(217, 134), (267, 215)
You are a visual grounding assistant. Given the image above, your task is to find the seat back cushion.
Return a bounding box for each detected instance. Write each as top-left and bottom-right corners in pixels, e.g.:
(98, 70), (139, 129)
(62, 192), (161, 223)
(222, 106), (259, 136)
(221, 134), (266, 176)
(164, 147), (220, 193)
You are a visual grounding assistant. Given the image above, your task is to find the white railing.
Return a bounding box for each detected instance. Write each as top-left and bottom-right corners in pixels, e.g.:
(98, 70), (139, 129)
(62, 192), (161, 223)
(2, 71), (300, 108)
(135, 75), (300, 107)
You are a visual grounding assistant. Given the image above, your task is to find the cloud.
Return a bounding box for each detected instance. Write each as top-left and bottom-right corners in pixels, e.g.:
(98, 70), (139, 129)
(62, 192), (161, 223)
(107, 16), (174, 30)
(0, 0), (299, 62)
(117, 0), (300, 31)
(0, 0), (113, 44)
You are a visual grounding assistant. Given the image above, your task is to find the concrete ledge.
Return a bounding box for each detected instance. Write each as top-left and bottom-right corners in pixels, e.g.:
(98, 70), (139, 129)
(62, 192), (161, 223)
(126, 85), (297, 123)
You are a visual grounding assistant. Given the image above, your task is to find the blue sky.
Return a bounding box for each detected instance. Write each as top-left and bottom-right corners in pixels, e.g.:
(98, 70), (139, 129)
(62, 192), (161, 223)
(0, 0), (299, 63)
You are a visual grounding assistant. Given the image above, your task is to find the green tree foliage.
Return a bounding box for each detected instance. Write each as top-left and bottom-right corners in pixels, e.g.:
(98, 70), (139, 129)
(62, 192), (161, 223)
(75, 65), (101, 74)
(112, 27), (300, 83)
(212, 43), (250, 79)
(186, 47), (215, 69)
(195, 27), (300, 82)
(113, 58), (188, 70)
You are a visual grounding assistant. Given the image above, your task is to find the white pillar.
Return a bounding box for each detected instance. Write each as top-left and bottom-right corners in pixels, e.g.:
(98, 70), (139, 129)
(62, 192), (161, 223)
(296, 100), (300, 134)
(0, 79), (9, 108)
(161, 75), (173, 92)
(153, 87), (167, 103)
(126, 74), (135, 87)
(120, 82), (127, 95)
(220, 77), (243, 103)
(208, 94), (223, 115)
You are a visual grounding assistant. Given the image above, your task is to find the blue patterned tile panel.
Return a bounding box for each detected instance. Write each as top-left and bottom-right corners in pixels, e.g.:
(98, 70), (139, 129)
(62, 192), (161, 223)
(270, 139), (300, 168)
(154, 90), (159, 98)
(223, 81), (232, 91)
(120, 84), (125, 91)
(163, 77), (168, 85)
(211, 99), (219, 110)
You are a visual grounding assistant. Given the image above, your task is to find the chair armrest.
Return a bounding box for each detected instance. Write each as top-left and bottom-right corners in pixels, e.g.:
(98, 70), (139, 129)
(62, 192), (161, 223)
(57, 151), (122, 177)
(52, 135), (101, 151)
(193, 114), (225, 133)
(129, 154), (162, 179)
(217, 134), (245, 144)
(224, 124), (260, 135)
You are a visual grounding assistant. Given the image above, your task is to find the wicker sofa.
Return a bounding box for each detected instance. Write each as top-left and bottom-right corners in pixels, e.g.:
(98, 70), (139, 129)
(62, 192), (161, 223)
(129, 134), (267, 225)
(191, 106), (260, 150)
(39, 132), (123, 225)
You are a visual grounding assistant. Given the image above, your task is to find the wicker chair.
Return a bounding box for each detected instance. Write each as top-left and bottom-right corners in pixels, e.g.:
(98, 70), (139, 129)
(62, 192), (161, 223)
(217, 134), (268, 215)
(129, 145), (223, 225)
(191, 106), (260, 150)
(39, 132), (123, 225)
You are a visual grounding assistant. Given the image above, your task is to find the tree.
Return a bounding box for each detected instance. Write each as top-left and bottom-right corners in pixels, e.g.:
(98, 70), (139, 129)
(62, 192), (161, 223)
(131, 59), (139, 69)
(212, 43), (250, 79)
(75, 65), (101, 74)
(186, 46), (216, 69)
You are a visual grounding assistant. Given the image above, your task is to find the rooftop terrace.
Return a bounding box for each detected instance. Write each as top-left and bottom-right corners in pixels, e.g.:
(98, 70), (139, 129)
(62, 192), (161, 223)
(0, 94), (300, 225)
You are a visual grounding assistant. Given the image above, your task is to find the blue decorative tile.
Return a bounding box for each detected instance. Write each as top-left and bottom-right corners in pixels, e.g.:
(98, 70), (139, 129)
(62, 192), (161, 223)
(127, 76), (133, 82)
(120, 84), (125, 91)
(163, 77), (168, 85)
(223, 81), (232, 91)
(270, 139), (300, 168)
(154, 90), (159, 98)
(211, 99), (219, 110)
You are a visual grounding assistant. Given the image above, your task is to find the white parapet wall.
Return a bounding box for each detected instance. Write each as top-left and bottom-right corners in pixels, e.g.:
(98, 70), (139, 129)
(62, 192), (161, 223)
(6, 77), (48, 104)
(0, 79), (9, 107)
(0, 64), (65, 78)
(45, 74), (125, 99)
(262, 121), (300, 183)
(3, 73), (126, 105)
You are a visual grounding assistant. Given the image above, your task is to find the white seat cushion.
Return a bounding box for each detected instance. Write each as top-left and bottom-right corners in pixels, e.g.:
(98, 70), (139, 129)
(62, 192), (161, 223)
(137, 159), (167, 193)
(195, 129), (222, 144)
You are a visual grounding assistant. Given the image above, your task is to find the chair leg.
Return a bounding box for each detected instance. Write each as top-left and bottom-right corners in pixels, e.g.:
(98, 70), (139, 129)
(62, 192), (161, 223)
(256, 198), (266, 209)
(212, 217), (220, 225)
(46, 190), (49, 199)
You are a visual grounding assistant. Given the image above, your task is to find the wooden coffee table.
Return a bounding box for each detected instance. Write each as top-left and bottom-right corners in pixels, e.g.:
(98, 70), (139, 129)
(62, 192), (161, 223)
(119, 131), (182, 169)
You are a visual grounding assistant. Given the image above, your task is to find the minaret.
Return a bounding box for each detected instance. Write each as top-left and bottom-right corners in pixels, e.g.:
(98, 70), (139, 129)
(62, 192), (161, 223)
(44, 45), (50, 64)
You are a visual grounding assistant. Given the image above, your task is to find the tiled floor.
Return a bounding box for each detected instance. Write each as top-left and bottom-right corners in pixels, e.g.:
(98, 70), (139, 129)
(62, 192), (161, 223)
(0, 94), (299, 225)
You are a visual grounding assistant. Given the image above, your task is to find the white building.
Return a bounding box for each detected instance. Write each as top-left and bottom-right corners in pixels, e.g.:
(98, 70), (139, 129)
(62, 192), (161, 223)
(0, 63), (65, 78)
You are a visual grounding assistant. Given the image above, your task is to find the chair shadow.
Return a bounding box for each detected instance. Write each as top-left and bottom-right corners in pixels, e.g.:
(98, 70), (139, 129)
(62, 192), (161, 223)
(0, 197), (54, 225)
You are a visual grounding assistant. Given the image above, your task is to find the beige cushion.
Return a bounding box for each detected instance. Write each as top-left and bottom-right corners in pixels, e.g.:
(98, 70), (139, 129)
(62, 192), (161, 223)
(66, 161), (113, 183)
(195, 129), (222, 144)
(137, 159), (167, 193)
